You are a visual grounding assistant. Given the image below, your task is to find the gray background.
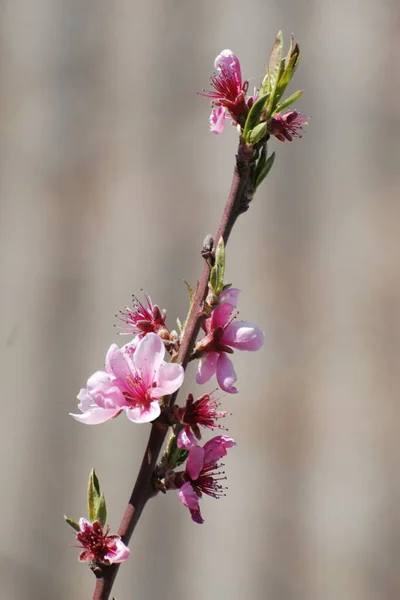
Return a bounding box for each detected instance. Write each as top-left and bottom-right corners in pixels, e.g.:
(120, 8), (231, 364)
(1, 1), (400, 599)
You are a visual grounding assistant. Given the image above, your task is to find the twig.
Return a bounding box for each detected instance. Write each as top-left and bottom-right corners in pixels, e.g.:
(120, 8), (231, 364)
(91, 139), (256, 600)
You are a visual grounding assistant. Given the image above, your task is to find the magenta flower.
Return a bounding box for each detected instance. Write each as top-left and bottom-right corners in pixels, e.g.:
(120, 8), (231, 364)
(178, 435), (236, 524)
(118, 293), (168, 338)
(176, 392), (229, 449)
(75, 518), (130, 565)
(268, 109), (308, 142)
(195, 288), (264, 393)
(200, 49), (255, 134)
(71, 332), (184, 424)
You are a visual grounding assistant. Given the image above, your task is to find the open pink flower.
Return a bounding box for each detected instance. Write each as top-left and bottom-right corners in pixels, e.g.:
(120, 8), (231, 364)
(200, 50), (255, 134)
(118, 293), (168, 338)
(71, 333), (184, 424)
(195, 288), (264, 393)
(178, 435), (236, 524)
(268, 109), (308, 142)
(176, 392), (229, 450)
(76, 518), (130, 565)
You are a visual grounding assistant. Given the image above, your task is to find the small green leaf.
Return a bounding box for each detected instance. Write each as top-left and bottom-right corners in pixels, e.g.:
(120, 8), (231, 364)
(267, 31), (284, 94)
(183, 280), (194, 304)
(87, 469), (101, 523)
(273, 90), (303, 115)
(64, 515), (80, 532)
(163, 429), (189, 469)
(214, 238), (225, 289)
(248, 122), (268, 146)
(176, 317), (183, 334)
(209, 237), (226, 295)
(255, 151), (275, 189)
(243, 93), (269, 142)
(96, 493), (107, 528)
(274, 39), (300, 105)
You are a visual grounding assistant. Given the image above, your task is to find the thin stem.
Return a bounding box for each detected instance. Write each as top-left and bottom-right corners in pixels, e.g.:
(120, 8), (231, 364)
(91, 139), (256, 600)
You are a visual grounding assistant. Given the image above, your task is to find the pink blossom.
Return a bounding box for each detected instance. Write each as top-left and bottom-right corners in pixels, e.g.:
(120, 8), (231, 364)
(268, 109), (308, 142)
(200, 49), (254, 133)
(176, 392), (229, 450)
(178, 435), (236, 524)
(71, 332), (184, 424)
(118, 293), (168, 338)
(76, 518), (130, 565)
(195, 288), (264, 393)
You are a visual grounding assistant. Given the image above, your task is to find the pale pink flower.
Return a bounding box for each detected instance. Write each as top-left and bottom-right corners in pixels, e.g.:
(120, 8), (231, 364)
(71, 333), (184, 424)
(200, 49), (255, 133)
(195, 288), (264, 393)
(176, 392), (229, 450)
(76, 518), (130, 565)
(268, 109), (308, 142)
(178, 435), (236, 524)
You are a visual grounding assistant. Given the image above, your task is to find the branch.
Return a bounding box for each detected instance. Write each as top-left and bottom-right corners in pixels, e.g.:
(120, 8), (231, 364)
(91, 138), (256, 600)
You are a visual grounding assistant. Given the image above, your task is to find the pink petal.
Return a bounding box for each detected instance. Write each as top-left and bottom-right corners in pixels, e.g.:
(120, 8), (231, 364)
(70, 406), (122, 424)
(78, 518), (90, 530)
(106, 344), (132, 382)
(133, 333), (164, 386)
(177, 427), (197, 450)
(124, 400), (161, 424)
(216, 353), (238, 393)
(215, 49), (242, 85)
(186, 444), (204, 480)
(223, 320), (264, 351)
(218, 287), (241, 308)
(151, 362), (184, 397)
(178, 482), (199, 510)
(211, 301), (234, 328)
(86, 372), (127, 408)
(178, 483), (204, 524)
(105, 539), (130, 564)
(203, 435), (237, 465)
(196, 351), (219, 385)
(209, 106), (226, 134)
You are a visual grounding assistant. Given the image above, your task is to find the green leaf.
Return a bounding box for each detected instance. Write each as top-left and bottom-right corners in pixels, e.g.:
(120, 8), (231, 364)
(265, 32), (285, 115)
(209, 237), (227, 295)
(273, 90), (303, 115)
(248, 121), (268, 146)
(163, 429), (189, 468)
(243, 93), (269, 142)
(64, 515), (80, 532)
(274, 38), (300, 105)
(96, 493), (107, 528)
(214, 238), (225, 289)
(255, 151), (276, 189)
(176, 317), (183, 334)
(87, 469), (101, 523)
(267, 32), (284, 94)
(183, 280), (194, 304)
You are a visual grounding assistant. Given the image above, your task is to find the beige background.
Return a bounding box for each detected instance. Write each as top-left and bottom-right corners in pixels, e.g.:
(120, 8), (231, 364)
(1, 1), (400, 599)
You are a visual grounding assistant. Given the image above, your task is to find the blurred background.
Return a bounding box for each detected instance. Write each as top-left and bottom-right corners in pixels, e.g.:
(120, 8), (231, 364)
(1, 1), (400, 599)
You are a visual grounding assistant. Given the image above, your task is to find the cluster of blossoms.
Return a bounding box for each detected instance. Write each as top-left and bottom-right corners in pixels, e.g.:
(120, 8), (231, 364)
(200, 48), (308, 140)
(68, 37), (307, 568)
(70, 285), (263, 541)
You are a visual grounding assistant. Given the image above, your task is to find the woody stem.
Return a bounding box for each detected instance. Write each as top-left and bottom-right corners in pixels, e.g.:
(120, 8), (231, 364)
(91, 138), (256, 600)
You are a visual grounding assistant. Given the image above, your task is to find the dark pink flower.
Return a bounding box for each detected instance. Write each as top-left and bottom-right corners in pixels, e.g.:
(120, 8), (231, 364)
(200, 49), (254, 134)
(268, 109), (308, 142)
(195, 288), (264, 393)
(71, 333), (184, 424)
(178, 435), (236, 524)
(176, 392), (229, 449)
(76, 518), (130, 565)
(118, 294), (167, 338)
